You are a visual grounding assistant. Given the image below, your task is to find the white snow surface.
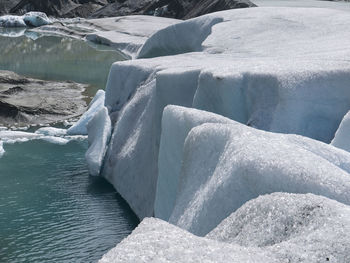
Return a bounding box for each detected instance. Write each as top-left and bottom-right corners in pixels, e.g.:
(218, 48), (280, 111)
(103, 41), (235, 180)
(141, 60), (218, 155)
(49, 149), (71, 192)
(331, 110), (350, 152)
(67, 89), (105, 135)
(99, 217), (278, 263)
(85, 106), (111, 176)
(100, 7), (350, 220)
(207, 192), (350, 262)
(0, 12), (51, 28)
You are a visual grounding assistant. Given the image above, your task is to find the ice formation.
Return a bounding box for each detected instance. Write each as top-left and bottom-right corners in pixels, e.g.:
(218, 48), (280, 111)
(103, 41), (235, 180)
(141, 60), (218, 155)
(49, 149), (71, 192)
(100, 193), (350, 263)
(67, 90), (105, 135)
(0, 12), (51, 28)
(83, 5), (350, 262)
(207, 193), (350, 262)
(155, 106), (233, 221)
(99, 7), (350, 221)
(99, 217), (277, 263)
(85, 106), (111, 176)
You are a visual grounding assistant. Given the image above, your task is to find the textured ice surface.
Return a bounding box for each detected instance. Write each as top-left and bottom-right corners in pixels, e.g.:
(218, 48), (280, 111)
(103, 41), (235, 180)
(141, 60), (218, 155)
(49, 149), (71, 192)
(101, 7), (350, 220)
(85, 106), (111, 176)
(22, 12), (52, 27)
(99, 218), (278, 263)
(67, 90), (105, 135)
(0, 12), (51, 28)
(155, 106), (232, 221)
(169, 120), (350, 236)
(331, 111), (350, 152)
(207, 193), (350, 263)
(101, 193), (350, 262)
(0, 15), (26, 27)
(35, 127), (67, 137)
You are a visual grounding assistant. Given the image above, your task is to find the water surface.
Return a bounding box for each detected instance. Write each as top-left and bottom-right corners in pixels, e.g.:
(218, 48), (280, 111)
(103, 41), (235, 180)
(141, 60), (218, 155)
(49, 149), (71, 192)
(0, 140), (138, 263)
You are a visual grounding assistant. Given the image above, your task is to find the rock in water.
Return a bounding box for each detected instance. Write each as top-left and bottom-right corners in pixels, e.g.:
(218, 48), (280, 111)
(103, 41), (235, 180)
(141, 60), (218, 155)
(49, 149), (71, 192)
(0, 70), (87, 126)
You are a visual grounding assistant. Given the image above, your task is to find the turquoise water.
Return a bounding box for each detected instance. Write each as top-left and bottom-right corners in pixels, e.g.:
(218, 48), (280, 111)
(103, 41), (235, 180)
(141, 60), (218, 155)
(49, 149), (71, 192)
(0, 34), (138, 262)
(0, 140), (138, 263)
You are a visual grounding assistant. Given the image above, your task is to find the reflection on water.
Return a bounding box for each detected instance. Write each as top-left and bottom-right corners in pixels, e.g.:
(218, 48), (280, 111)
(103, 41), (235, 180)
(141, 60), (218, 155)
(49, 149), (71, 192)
(0, 34), (126, 97)
(0, 140), (139, 263)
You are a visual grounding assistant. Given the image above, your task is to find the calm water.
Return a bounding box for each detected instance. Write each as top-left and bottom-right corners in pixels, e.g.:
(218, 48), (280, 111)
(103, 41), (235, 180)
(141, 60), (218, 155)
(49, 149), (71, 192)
(0, 140), (139, 262)
(0, 34), (126, 98)
(0, 34), (138, 262)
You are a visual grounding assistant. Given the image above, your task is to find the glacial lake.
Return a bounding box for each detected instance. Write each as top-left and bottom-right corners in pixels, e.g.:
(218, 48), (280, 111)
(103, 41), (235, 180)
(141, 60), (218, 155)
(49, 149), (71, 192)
(0, 34), (138, 262)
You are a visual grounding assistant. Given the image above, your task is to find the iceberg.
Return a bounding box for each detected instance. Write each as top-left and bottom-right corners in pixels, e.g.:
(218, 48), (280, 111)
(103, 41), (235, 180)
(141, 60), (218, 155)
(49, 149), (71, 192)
(67, 90), (105, 135)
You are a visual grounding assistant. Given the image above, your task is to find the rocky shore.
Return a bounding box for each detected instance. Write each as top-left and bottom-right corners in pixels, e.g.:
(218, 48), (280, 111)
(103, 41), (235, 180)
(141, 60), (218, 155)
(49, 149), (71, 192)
(0, 70), (87, 126)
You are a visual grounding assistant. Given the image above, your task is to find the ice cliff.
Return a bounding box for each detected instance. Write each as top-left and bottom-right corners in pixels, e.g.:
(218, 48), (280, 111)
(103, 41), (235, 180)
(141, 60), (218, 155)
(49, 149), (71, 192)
(81, 5), (350, 262)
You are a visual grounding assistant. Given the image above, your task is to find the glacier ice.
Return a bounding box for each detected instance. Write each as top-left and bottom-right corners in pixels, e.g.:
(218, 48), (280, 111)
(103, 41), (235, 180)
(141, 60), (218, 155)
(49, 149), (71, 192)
(207, 192), (350, 262)
(169, 120), (350, 236)
(67, 90), (105, 135)
(0, 15), (26, 28)
(92, 6), (350, 261)
(22, 12), (52, 27)
(155, 106), (233, 221)
(0, 12), (51, 28)
(100, 7), (350, 221)
(100, 193), (350, 263)
(85, 106), (111, 176)
(99, 217), (278, 263)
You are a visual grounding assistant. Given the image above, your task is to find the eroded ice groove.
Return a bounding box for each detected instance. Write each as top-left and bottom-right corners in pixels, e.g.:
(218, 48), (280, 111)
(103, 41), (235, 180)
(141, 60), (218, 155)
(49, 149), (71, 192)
(155, 106), (233, 221)
(99, 217), (278, 263)
(85, 106), (111, 176)
(168, 120), (350, 236)
(207, 193), (350, 262)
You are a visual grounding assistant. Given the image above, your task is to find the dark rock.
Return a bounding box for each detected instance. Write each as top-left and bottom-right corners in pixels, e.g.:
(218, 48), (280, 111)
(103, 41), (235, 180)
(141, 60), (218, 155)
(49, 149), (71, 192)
(90, 0), (256, 19)
(3, 0), (255, 19)
(182, 0), (256, 19)
(0, 0), (21, 15)
(9, 0), (112, 18)
(0, 70), (87, 126)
